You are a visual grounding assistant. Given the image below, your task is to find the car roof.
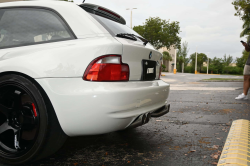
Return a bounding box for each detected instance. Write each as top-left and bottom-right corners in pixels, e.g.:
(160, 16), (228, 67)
(0, 0), (72, 8)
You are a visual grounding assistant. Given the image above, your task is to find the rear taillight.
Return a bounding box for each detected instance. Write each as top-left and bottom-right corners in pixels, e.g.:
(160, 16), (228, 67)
(98, 7), (121, 18)
(83, 55), (129, 81)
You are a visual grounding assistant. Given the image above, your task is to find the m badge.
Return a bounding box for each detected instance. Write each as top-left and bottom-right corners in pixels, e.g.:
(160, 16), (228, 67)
(149, 51), (152, 59)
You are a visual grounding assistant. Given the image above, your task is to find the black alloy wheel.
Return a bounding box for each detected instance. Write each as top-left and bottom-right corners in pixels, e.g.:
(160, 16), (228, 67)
(0, 84), (39, 156)
(0, 74), (67, 165)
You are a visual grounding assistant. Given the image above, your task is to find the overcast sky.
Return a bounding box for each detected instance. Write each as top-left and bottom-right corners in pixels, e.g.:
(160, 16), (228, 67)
(74, 0), (244, 60)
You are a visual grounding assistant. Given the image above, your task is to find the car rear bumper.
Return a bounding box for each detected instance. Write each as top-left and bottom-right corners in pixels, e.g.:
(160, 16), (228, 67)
(36, 78), (170, 136)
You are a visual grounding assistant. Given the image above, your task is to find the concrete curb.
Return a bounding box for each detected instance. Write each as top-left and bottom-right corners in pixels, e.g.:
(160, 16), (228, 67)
(199, 80), (243, 82)
(218, 119), (250, 166)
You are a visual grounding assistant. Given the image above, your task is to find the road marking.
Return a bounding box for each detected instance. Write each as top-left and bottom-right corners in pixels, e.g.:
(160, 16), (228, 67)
(170, 87), (241, 91)
(224, 152), (250, 157)
(171, 84), (207, 87)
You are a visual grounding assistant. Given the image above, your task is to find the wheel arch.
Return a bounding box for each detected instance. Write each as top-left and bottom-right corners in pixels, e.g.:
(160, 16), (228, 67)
(0, 71), (65, 134)
(0, 71), (50, 102)
(0, 72), (68, 164)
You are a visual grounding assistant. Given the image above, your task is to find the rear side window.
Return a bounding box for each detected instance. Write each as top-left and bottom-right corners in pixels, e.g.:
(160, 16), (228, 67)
(0, 8), (75, 49)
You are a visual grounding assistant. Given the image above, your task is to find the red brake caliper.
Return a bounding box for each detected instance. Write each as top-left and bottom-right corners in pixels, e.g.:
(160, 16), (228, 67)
(31, 103), (37, 117)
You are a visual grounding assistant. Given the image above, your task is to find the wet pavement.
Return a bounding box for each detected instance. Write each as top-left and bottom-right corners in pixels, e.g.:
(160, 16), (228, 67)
(2, 73), (250, 166)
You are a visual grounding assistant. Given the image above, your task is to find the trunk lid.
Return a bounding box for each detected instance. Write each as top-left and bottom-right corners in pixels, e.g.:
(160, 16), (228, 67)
(115, 37), (162, 80)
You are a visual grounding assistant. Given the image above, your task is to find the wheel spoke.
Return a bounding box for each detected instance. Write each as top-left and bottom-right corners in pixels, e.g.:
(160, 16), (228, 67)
(0, 103), (11, 117)
(0, 121), (16, 135)
(13, 93), (22, 109)
(14, 129), (21, 150)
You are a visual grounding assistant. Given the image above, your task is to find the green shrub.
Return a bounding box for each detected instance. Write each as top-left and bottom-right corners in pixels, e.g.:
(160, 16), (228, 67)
(184, 66), (194, 73)
(224, 66), (243, 75)
(200, 67), (207, 73)
(162, 64), (166, 71)
(206, 66), (243, 75)
(209, 65), (224, 74)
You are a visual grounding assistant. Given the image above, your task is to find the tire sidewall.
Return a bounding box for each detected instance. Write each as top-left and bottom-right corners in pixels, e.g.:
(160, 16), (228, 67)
(0, 74), (48, 165)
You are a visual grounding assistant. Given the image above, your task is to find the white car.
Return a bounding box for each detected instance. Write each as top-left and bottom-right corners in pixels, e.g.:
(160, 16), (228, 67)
(0, 0), (170, 164)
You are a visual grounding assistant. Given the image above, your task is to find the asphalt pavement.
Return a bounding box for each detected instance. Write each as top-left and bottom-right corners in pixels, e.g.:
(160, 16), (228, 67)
(1, 73), (250, 166)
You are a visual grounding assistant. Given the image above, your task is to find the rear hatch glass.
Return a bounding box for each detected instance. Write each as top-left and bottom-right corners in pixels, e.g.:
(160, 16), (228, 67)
(90, 14), (140, 37)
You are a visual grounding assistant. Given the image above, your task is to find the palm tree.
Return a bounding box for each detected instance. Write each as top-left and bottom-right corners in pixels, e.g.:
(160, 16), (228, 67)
(162, 51), (172, 61)
(162, 51), (172, 72)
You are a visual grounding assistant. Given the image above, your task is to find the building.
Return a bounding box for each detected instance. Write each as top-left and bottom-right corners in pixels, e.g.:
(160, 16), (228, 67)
(158, 46), (177, 73)
(229, 63), (236, 67)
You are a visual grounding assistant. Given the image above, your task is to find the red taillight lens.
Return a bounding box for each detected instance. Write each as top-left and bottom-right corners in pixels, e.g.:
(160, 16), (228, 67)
(98, 7), (121, 18)
(83, 55), (129, 81)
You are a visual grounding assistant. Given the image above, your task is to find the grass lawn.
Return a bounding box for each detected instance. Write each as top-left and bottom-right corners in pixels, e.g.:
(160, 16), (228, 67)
(200, 78), (244, 82)
(220, 74), (244, 76)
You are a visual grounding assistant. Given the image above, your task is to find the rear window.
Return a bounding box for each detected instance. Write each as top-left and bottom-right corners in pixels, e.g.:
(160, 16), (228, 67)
(90, 14), (140, 36)
(0, 8), (75, 49)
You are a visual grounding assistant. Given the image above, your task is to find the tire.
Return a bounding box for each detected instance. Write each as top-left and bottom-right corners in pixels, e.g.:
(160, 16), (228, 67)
(0, 74), (67, 165)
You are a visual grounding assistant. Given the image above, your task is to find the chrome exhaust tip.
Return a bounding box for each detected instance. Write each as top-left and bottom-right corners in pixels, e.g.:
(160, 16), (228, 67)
(127, 113), (151, 129)
(142, 114), (146, 124)
(126, 104), (170, 130)
(145, 113), (151, 123)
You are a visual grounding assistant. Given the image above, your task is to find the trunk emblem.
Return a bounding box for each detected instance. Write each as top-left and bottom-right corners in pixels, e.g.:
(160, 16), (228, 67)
(149, 51), (152, 59)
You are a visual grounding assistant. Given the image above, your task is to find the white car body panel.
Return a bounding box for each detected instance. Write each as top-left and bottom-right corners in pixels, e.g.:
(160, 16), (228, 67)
(36, 78), (169, 136)
(0, 1), (170, 136)
(0, 37), (122, 78)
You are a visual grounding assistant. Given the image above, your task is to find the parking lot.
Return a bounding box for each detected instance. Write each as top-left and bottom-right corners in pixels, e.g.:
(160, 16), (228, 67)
(2, 73), (249, 166)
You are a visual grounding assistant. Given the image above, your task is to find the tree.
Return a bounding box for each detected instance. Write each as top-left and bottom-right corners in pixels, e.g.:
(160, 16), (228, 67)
(223, 54), (234, 66)
(162, 51), (172, 61)
(242, 49), (249, 62)
(181, 41), (189, 59)
(232, 0), (250, 38)
(232, 0), (250, 66)
(190, 53), (208, 73)
(177, 55), (184, 65)
(176, 49), (184, 71)
(210, 57), (224, 74)
(236, 57), (245, 68)
(162, 51), (172, 72)
(176, 41), (189, 71)
(236, 49), (248, 67)
(133, 17), (181, 50)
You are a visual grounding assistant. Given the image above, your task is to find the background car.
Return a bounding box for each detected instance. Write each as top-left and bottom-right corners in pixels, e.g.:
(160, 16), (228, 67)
(0, 1), (170, 164)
